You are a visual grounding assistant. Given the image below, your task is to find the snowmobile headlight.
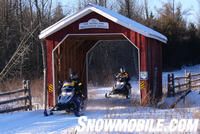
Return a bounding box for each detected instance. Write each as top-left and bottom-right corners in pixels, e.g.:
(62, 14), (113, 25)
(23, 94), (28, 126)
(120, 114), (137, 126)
(62, 92), (67, 96)
(121, 82), (125, 85)
(116, 81), (121, 85)
(66, 92), (72, 96)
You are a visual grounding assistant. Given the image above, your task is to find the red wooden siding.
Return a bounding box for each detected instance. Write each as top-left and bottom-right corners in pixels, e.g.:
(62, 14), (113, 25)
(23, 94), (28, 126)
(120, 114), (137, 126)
(147, 38), (163, 101)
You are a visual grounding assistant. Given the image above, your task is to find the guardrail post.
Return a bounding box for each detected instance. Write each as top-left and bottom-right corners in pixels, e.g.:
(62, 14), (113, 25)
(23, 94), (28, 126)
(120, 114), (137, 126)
(172, 74), (175, 96)
(23, 80), (28, 110)
(185, 70), (188, 89)
(27, 80), (32, 110)
(168, 74), (175, 97)
(152, 67), (158, 104)
(188, 73), (191, 89)
(22, 80), (26, 89)
(185, 70), (192, 89)
(167, 74), (169, 96)
(167, 74), (170, 97)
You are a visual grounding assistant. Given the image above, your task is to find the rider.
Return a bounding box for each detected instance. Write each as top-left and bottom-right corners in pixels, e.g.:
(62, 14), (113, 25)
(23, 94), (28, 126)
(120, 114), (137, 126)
(115, 67), (130, 83)
(115, 67), (131, 92)
(69, 72), (84, 97)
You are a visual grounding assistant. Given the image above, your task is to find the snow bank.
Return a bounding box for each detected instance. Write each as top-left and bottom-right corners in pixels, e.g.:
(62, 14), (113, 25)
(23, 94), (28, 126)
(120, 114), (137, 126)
(0, 65), (200, 133)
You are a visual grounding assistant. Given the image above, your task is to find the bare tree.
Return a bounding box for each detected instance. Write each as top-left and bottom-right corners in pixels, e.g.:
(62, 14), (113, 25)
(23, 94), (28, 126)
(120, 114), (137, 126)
(34, 0), (48, 110)
(52, 2), (65, 23)
(197, 0), (200, 30)
(78, 0), (107, 9)
(156, 1), (189, 32)
(117, 0), (144, 22)
(144, 0), (149, 20)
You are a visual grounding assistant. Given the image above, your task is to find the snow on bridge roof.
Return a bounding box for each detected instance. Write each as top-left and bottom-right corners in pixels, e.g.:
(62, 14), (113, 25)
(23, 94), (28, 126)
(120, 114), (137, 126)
(39, 3), (167, 43)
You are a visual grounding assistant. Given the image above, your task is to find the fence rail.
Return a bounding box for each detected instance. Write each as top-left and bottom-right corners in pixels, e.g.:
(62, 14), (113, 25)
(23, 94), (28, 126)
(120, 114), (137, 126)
(0, 80), (32, 113)
(167, 70), (200, 97)
(191, 78), (200, 83)
(173, 82), (190, 89)
(191, 73), (200, 77)
(0, 88), (26, 96)
(166, 70), (200, 108)
(174, 76), (187, 80)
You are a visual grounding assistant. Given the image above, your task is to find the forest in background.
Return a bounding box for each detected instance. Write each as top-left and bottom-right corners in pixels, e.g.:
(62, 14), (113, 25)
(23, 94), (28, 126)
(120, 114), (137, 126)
(1, 0), (200, 81)
(88, 40), (138, 86)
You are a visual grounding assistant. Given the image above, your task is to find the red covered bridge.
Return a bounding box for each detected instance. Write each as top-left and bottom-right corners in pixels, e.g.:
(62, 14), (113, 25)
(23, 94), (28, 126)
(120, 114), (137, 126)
(39, 4), (167, 106)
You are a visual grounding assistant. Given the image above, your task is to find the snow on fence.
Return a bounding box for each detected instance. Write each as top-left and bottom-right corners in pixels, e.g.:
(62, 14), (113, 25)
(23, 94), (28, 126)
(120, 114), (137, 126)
(167, 70), (200, 97)
(0, 80), (32, 113)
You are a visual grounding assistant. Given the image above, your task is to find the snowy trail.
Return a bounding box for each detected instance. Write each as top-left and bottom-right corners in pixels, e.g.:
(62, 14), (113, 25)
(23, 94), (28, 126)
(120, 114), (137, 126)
(0, 86), (139, 134)
(0, 99), (199, 134)
(0, 110), (79, 133)
(0, 65), (200, 133)
(0, 87), (200, 133)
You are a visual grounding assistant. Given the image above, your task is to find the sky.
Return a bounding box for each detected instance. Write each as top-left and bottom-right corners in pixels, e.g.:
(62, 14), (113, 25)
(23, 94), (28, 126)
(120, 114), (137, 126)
(54, 0), (199, 25)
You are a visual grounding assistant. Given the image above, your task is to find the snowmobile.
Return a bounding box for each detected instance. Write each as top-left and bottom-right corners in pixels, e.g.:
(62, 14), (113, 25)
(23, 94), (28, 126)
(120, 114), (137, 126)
(44, 81), (86, 117)
(105, 76), (131, 99)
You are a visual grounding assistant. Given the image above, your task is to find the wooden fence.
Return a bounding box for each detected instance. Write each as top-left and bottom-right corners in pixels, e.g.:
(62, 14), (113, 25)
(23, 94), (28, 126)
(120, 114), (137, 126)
(0, 80), (32, 113)
(167, 70), (200, 97)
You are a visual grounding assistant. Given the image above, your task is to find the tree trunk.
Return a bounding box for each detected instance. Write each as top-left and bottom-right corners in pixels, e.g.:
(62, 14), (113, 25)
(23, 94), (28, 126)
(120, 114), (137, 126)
(34, 0), (48, 108)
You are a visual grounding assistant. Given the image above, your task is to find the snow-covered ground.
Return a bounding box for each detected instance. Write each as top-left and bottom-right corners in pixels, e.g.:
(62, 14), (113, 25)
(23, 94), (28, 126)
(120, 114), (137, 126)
(0, 65), (200, 134)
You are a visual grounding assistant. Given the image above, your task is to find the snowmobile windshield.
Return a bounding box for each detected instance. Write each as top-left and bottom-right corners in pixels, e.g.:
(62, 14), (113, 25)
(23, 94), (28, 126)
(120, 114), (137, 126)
(62, 82), (74, 92)
(116, 77), (124, 82)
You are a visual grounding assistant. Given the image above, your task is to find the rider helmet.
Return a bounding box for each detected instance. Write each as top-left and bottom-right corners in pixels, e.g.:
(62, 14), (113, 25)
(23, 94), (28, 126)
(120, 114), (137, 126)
(120, 67), (125, 73)
(70, 72), (78, 80)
